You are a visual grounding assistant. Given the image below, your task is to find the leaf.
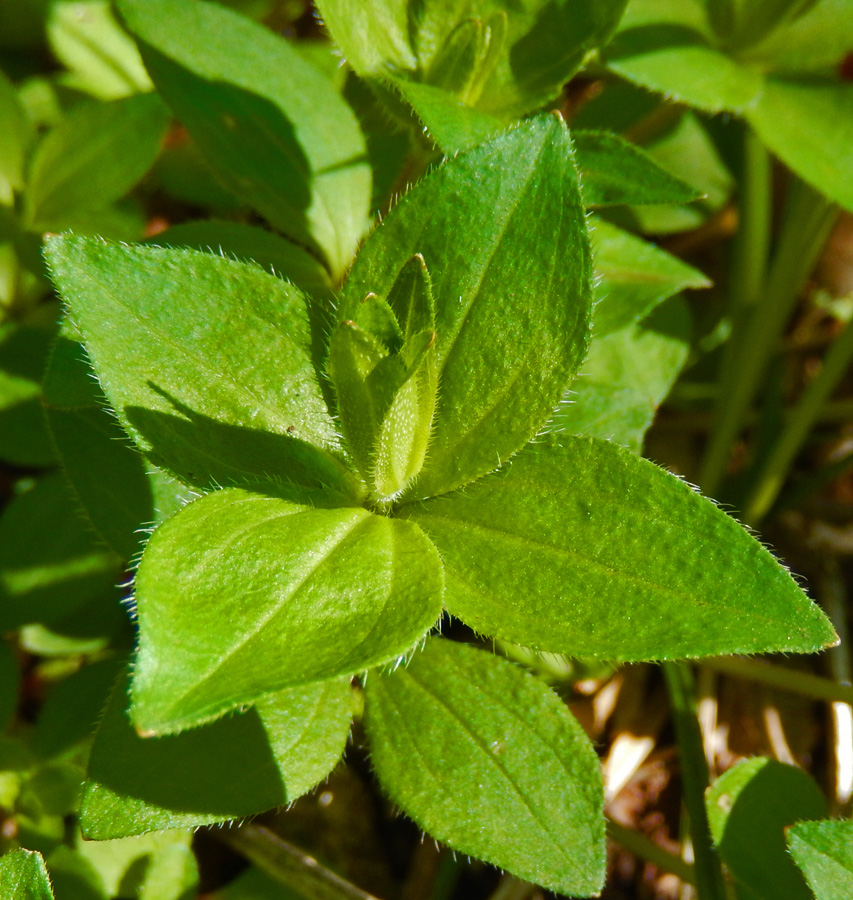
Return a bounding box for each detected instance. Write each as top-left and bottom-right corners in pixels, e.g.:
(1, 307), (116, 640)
(131, 486), (443, 734)
(45, 237), (357, 497)
(24, 93), (169, 228)
(0, 639), (19, 734)
(0, 323), (57, 467)
(316, 0), (628, 119)
(573, 130), (700, 208)
(746, 76), (853, 214)
(788, 819), (853, 900)
(365, 637), (605, 895)
(0, 850), (54, 900)
(549, 295), (691, 451)
(47, 0), (152, 100)
(590, 218), (709, 336)
(82, 670), (352, 837)
(604, 24), (764, 113)
(118, 0), (371, 277)
(343, 115), (592, 499)
(43, 328), (191, 560)
(0, 473), (121, 633)
(400, 433), (837, 659)
(0, 70), (31, 195)
(706, 757), (827, 900)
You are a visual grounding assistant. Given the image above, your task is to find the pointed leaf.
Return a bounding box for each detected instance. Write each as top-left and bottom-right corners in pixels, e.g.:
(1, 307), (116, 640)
(0, 850), (54, 900)
(82, 671), (352, 838)
(401, 434), (836, 660)
(131, 486), (443, 734)
(386, 254), (435, 342)
(788, 819), (853, 900)
(343, 115), (592, 499)
(365, 638), (605, 895)
(118, 0), (371, 277)
(45, 236), (356, 497)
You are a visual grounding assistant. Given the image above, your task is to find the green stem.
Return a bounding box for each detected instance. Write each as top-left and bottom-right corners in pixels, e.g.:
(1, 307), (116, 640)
(606, 819), (696, 884)
(222, 823), (385, 900)
(663, 662), (728, 900)
(742, 314), (853, 524)
(700, 176), (837, 496)
(701, 656), (853, 705)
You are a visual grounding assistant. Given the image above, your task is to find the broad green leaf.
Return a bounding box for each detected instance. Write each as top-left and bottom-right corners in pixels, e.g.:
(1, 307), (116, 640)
(604, 24), (764, 113)
(401, 434), (836, 659)
(0, 850), (54, 900)
(47, 0), (152, 100)
(118, 0), (371, 277)
(706, 757), (826, 900)
(549, 295), (691, 451)
(0, 473), (121, 633)
(45, 237), (357, 497)
(24, 93), (168, 228)
(0, 640), (19, 734)
(83, 671), (352, 837)
(131, 486), (443, 734)
(0, 323), (56, 467)
(788, 819), (853, 900)
(16, 761), (84, 819)
(0, 70), (31, 196)
(43, 329), (191, 560)
(746, 77), (853, 214)
(343, 115), (592, 499)
(316, 0), (628, 119)
(365, 638), (605, 895)
(573, 130), (700, 208)
(215, 867), (304, 900)
(44, 846), (107, 900)
(590, 219), (709, 336)
(704, 0), (822, 52)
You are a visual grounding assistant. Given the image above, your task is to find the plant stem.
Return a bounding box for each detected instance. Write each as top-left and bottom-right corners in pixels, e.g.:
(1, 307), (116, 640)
(663, 662), (727, 900)
(700, 175), (837, 497)
(742, 313), (853, 524)
(222, 823), (385, 900)
(701, 656), (853, 705)
(606, 818), (696, 884)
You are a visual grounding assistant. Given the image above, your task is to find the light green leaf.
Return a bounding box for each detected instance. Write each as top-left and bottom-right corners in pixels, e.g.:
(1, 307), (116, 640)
(550, 296), (691, 451)
(590, 219), (709, 336)
(82, 671), (352, 837)
(343, 115), (592, 499)
(0, 323), (56, 467)
(746, 76), (853, 213)
(317, 0), (628, 119)
(0, 639), (19, 734)
(131, 486), (443, 734)
(45, 237), (357, 497)
(47, 0), (152, 100)
(0, 850), (54, 900)
(0, 472), (121, 633)
(604, 24), (764, 113)
(118, 0), (371, 277)
(573, 130), (700, 208)
(365, 637), (605, 895)
(706, 757), (826, 900)
(401, 434), (836, 659)
(788, 819), (853, 900)
(0, 70), (31, 196)
(24, 93), (168, 228)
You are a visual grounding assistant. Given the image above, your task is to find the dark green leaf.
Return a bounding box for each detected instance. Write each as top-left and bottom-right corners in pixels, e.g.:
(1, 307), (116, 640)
(574, 130), (700, 208)
(0, 473), (121, 632)
(82, 671), (352, 837)
(24, 93), (168, 228)
(131, 486), (443, 733)
(706, 757), (827, 900)
(401, 434), (836, 659)
(0, 850), (54, 900)
(365, 638), (605, 895)
(343, 115), (592, 499)
(45, 237), (358, 498)
(118, 0), (371, 277)
(0, 70), (31, 195)
(788, 819), (853, 900)
(746, 77), (853, 214)
(0, 639), (19, 734)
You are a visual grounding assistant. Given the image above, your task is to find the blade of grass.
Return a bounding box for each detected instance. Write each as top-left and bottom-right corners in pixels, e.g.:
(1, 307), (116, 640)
(702, 657), (853, 705)
(606, 818), (696, 885)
